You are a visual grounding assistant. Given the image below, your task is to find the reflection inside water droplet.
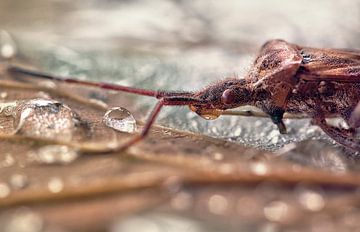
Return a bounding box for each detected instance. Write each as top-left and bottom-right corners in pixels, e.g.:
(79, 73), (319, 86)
(103, 107), (137, 133)
(28, 145), (79, 165)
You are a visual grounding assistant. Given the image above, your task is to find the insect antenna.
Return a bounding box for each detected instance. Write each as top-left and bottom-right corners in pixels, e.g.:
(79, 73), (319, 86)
(7, 65), (203, 152)
(7, 65), (193, 99)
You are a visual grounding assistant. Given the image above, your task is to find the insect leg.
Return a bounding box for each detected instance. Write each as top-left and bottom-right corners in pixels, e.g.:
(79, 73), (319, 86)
(117, 100), (165, 151)
(349, 101), (360, 129)
(312, 116), (360, 153)
(269, 109), (287, 134)
(112, 96), (204, 152)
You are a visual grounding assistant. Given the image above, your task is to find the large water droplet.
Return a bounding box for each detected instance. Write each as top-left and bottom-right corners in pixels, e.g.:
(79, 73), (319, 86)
(28, 145), (79, 165)
(12, 99), (87, 142)
(103, 107), (137, 133)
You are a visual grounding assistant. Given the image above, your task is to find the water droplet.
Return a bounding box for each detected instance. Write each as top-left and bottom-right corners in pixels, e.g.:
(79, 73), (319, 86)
(28, 145), (79, 165)
(0, 30), (17, 59)
(218, 163), (234, 174)
(9, 174), (29, 190)
(208, 194), (228, 215)
(171, 192), (193, 211)
(250, 162), (268, 176)
(13, 99), (86, 142)
(0, 92), (8, 99)
(103, 107), (137, 133)
(233, 127), (242, 136)
(0, 182), (11, 198)
(1, 153), (16, 168)
(3, 208), (43, 232)
(263, 201), (288, 222)
(189, 105), (223, 120)
(48, 177), (64, 193)
(210, 152), (224, 161)
(298, 190), (325, 211)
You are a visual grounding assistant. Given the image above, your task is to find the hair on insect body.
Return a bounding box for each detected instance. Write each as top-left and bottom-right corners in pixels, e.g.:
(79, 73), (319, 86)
(7, 39), (360, 152)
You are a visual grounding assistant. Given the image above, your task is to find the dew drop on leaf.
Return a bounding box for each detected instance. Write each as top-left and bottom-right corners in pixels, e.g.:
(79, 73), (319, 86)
(103, 107), (137, 133)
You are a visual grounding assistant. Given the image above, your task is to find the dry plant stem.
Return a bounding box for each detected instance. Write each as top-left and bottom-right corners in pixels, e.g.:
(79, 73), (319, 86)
(2, 149), (360, 208)
(0, 133), (122, 153)
(0, 172), (172, 208)
(126, 148), (360, 187)
(0, 80), (108, 110)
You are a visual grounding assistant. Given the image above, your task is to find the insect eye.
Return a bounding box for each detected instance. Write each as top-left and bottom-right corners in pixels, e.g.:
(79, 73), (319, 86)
(221, 89), (235, 105)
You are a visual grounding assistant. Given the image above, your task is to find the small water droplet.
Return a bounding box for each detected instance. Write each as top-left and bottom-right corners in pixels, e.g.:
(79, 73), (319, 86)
(48, 177), (64, 193)
(0, 92), (8, 99)
(218, 163), (234, 174)
(9, 174), (29, 190)
(0, 30), (17, 59)
(210, 152), (224, 161)
(3, 208), (43, 232)
(298, 190), (325, 211)
(103, 107), (137, 133)
(28, 145), (79, 165)
(250, 162), (268, 176)
(208, 194), (228, 215)
(1, 153), (16, 168)
(0, 182), (11, 198)
(263, 201), (288, 222)
(171, 192), (193, 211)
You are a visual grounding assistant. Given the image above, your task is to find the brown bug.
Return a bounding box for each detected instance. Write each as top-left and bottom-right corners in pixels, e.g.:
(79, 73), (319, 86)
(7, 39), (360, 152)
